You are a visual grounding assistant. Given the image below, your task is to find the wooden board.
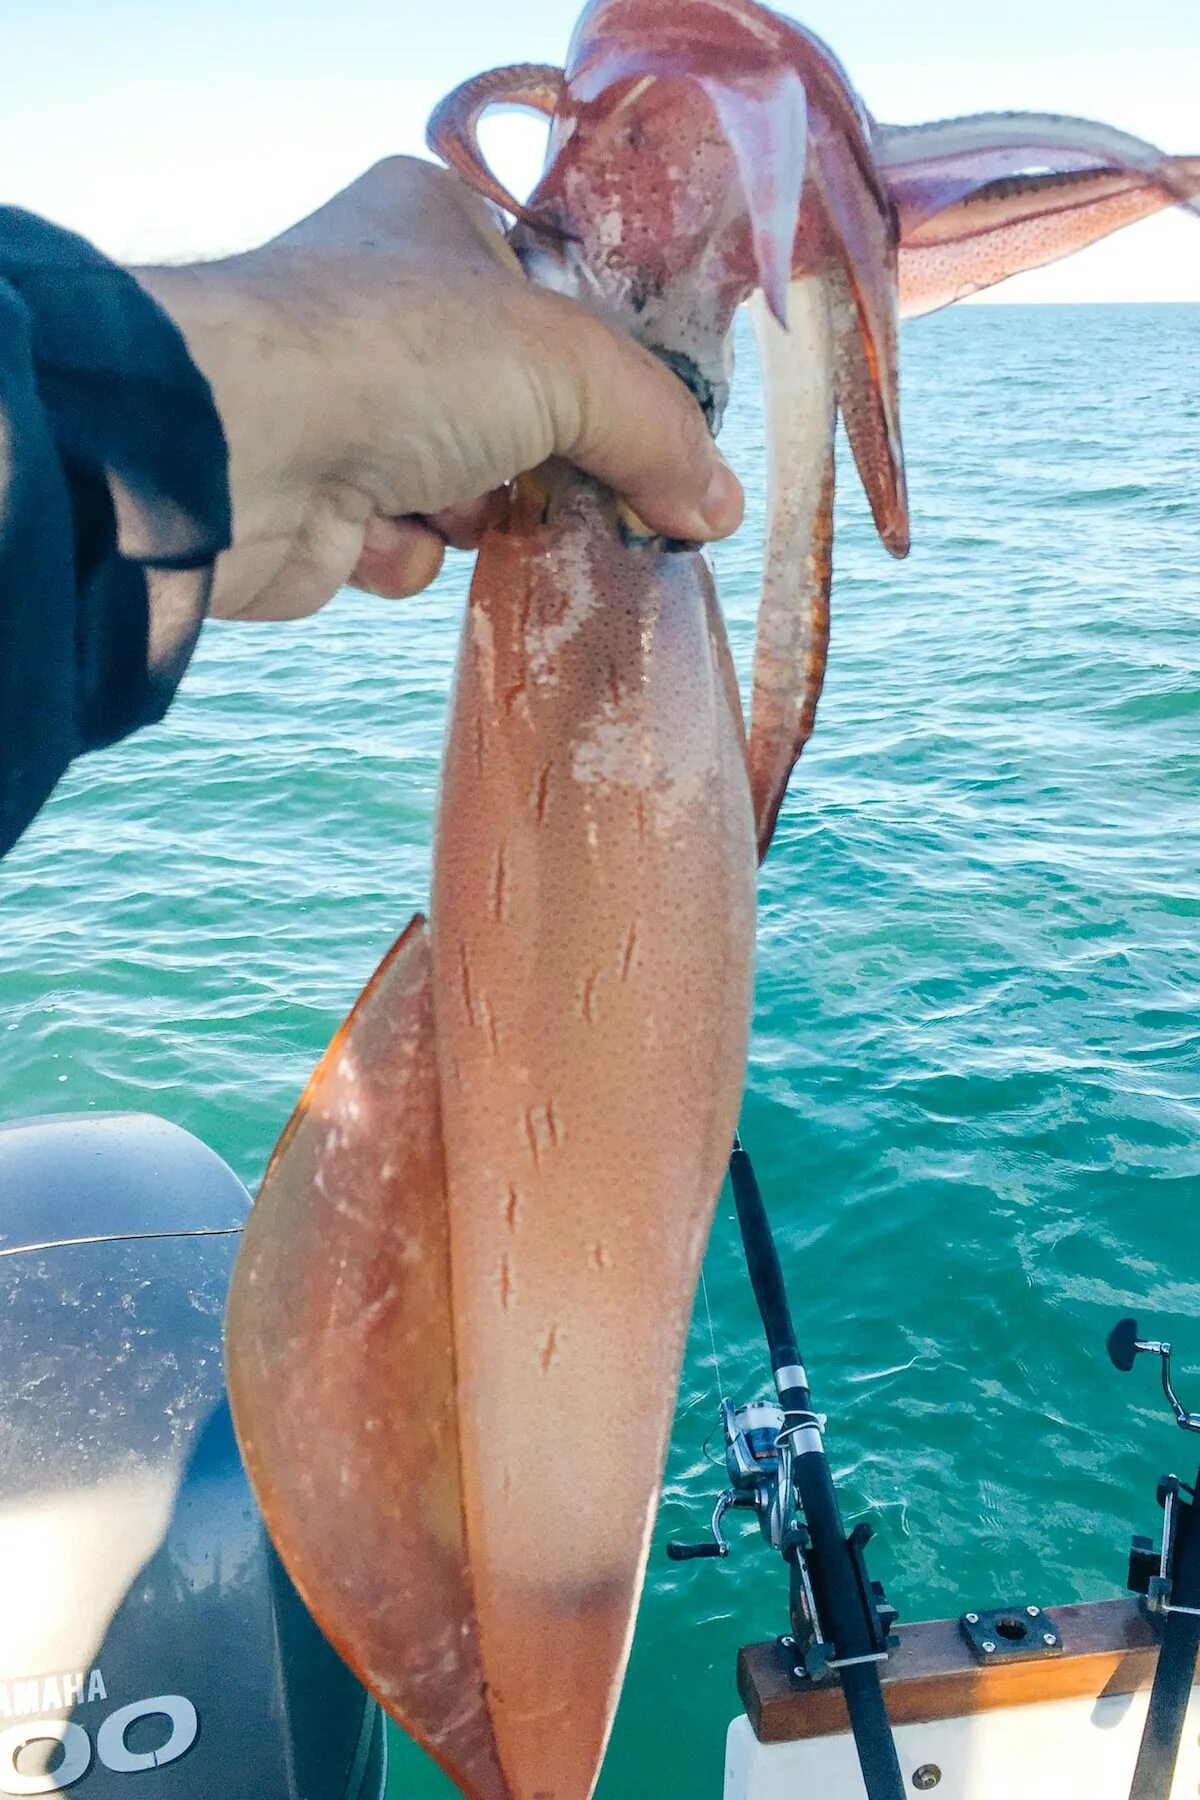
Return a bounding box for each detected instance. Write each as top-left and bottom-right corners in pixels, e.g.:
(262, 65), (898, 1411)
(738, 1598), (1199, 1744)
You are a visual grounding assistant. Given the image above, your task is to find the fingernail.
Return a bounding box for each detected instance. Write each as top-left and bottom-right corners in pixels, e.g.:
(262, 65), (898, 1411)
(699, 456), (744, 538)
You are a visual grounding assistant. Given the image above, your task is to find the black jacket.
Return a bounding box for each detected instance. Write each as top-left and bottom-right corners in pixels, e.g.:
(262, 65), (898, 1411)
(0, 209), (231, 857)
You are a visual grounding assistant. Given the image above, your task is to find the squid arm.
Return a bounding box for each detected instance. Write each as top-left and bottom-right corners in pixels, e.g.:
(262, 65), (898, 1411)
(711, 43), (905, 857)
(746, 279), (836, 860)
(897, 157), (1200, 317)
(876, 114), (1200, 316)
(566, 43), (810, 329)
(733, 46), (910, 555)
(701, 64), (809, 329)
(426, 64), (565, 228)
(752, 112), (1200, 854)
(803, 123), (908, 558)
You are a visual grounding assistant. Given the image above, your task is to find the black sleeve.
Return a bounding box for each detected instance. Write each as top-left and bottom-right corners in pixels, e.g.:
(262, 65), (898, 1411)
(0, 207), (232, 859)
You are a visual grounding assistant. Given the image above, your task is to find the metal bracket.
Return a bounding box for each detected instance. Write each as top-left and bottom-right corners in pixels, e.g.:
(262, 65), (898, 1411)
(960, 1605), (1063, 1664)
(1131, 1475), (1200, 1617)
(784, 1525), (832, 1682)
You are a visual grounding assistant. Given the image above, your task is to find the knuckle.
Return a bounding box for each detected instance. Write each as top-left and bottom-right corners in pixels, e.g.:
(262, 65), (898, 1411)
(503, 288), (711, 502)
(376, 153), (441, 188)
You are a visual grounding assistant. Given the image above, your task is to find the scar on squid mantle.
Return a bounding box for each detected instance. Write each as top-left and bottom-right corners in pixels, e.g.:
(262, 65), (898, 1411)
(225, 2), (1200, 1797)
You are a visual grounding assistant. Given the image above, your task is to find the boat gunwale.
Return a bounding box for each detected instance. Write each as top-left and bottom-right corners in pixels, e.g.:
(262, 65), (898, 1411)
(738, 1597), (1198, 1742)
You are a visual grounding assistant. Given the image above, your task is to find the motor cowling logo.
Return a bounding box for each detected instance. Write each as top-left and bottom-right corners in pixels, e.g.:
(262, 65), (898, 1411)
(0, 1672), (197, 1794)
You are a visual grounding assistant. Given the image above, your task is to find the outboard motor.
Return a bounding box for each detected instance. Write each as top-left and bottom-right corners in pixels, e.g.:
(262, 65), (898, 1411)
(0, 1113), (387, 1800)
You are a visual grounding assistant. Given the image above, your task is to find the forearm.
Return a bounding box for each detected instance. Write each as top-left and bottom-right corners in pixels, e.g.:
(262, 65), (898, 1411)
(132, 157), (739, 621)
(131, 256), (362, 620)
(0, 208), (230, 857)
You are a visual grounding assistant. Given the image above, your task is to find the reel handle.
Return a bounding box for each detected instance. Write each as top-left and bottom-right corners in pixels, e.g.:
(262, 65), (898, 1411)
(1107, 1317), (1200, 1434)
(1108, 1317), (1141, 1373)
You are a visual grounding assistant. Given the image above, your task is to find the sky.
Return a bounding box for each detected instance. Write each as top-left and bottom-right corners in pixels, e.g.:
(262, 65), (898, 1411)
(5, 0), (1199, 302)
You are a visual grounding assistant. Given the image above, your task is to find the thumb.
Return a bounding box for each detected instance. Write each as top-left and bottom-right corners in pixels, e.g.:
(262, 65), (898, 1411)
(528, 289), (744, 543)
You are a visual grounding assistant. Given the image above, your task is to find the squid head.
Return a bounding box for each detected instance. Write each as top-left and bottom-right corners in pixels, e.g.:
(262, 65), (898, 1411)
(427, 0), (910, 860)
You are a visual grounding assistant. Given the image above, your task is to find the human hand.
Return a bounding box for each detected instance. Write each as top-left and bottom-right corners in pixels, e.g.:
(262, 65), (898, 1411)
(134, 157), (743, 620)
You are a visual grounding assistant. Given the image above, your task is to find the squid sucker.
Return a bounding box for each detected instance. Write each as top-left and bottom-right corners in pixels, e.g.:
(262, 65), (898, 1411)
(225, 3), (1199, 1797)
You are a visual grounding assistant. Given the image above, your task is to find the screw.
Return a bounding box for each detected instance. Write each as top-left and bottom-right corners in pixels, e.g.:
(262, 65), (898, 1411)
(964, 1612), (980, 1625)
(912, 1768), (942, 1792)
(1026, 1606), (1040, 1618)
(981, 1641), (997, 1654)
(1043, 1633), (1057, 1648)
(792, 1666), (805, 1681)
(779, 1635), (795, 1649)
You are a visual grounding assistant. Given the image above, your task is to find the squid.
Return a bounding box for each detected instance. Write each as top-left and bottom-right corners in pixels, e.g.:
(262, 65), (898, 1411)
(224, 2), (1199, 1797)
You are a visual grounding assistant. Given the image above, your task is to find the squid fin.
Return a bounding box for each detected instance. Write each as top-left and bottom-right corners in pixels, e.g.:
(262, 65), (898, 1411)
(427, 64), (565, 230)
(225, 916), (511, 1800)
(747, 280), (837, 859)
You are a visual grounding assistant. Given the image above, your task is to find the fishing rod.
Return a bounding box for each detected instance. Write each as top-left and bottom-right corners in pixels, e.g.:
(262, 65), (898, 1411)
(669, 1134), (904, 1800)
(1107, 1317), (1200, 1800)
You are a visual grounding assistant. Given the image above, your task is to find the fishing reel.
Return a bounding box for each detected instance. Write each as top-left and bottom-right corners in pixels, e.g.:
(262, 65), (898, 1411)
(667, 1391), (898, 1685)
(667, 1398), (791, 1561)
(1109, 1317), (1200, 1623)
(1108, 1316), (1200, 1800)
(685, 1140), (905, 1794)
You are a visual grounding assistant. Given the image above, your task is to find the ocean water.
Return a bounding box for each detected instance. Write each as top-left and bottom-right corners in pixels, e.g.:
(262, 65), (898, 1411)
(3, 304), (1199, 1796)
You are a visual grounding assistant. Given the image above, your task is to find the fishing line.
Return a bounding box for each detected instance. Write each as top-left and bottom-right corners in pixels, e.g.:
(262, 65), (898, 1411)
(699, 1263), (728, 1405)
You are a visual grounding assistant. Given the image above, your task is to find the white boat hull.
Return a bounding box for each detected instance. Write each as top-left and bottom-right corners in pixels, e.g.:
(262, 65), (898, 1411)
(725, 1683), (1200, 1799)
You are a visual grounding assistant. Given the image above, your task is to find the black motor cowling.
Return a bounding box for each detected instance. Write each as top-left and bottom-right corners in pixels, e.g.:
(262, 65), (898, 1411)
(0, 1112), (386, 1800)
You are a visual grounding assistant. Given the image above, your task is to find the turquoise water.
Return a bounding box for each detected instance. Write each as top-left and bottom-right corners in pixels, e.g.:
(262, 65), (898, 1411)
(3, 304), (1199, 1795)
